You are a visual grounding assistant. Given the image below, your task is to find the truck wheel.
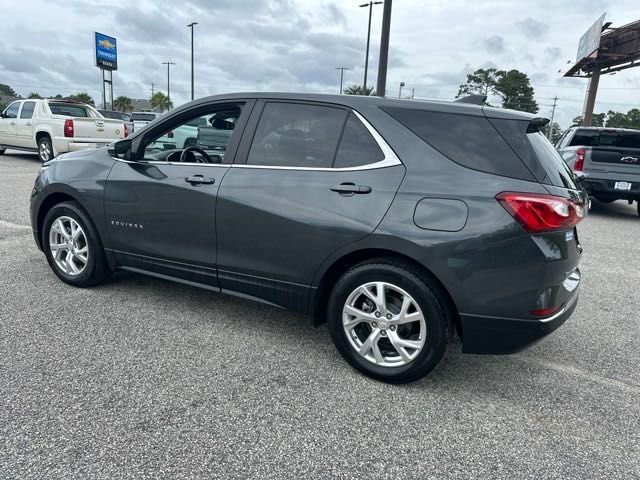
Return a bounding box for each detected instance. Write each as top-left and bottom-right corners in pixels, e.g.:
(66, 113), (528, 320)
(38, 135), (54, 162)
(0, 148), (5, 155)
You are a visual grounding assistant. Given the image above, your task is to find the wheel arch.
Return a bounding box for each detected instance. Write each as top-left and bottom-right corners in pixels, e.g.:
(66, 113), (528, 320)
(311, 247), (461, 338)
(35, 189), (83, 249)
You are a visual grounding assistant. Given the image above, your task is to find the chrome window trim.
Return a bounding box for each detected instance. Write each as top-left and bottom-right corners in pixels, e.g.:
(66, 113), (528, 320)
(234, 109), (402, 172)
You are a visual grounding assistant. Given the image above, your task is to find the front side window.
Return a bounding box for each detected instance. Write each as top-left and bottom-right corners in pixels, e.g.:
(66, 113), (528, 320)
(20, 101), (35, 119)
(4, 102), (20, 119)
(247, 102), (347, 168)
(142, 104), (243, 164)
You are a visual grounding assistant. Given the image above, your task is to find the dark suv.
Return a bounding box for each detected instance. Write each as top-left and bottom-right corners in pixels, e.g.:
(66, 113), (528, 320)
(30, 93), (587, 383)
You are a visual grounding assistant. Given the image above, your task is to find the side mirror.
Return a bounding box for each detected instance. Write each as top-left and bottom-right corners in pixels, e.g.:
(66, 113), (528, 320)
(108, 139), (132, 159)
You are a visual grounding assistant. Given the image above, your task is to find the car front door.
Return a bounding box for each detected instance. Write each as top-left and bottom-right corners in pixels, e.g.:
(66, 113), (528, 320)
(103, 101), (253, 287)
(0, 101), (21, 147)
(216, 100), (405, 311)
(15, 101), (36, 148)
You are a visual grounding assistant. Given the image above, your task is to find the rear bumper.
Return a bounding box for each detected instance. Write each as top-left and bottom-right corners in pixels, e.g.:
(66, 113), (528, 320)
(52, 138), (114, 154)
(583, 178), (640, 201)
(461, 285), (579, 355)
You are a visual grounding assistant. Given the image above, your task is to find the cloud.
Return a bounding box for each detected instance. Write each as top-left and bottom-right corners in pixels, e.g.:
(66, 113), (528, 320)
(484, 36), (505, 54)
(516, 17), (549, 38)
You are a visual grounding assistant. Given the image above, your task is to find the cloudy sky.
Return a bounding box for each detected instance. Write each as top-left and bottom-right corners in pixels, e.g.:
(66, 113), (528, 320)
(1, 0), (639, 127)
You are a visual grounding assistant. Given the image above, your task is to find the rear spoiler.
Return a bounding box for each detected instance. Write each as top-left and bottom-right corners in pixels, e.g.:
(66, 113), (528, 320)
(526, 117), (550, 133)
(454, 95), (486, 105)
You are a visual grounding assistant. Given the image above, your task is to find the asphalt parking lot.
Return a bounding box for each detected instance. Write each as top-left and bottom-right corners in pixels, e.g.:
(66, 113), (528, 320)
(1, 151), (638, 479)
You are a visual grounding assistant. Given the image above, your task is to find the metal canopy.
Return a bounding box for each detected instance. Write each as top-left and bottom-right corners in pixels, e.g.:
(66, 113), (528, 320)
(565, 19), (640, 78)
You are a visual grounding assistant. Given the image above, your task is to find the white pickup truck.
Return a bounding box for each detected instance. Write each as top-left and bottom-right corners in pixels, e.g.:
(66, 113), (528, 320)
(0, 99), (127, 161)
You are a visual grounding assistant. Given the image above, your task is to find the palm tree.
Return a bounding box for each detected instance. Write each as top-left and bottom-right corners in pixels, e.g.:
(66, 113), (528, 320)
(344, 85), (376, 96)
(114, 96), (133, 112)
(150, 91), (173, 112)
(67, 92), (95, 106)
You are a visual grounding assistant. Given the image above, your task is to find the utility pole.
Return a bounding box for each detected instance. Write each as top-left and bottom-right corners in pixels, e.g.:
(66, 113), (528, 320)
(151, 82), (155, 97)
(398, 81), (405, 98)
(376, 0), (392, 97)
(336, 66), (350, 94)
(187, 22), (198, 101)
(161, 61), (175, 110)
(411, 87), (415, 99)
(359, 1), (383, 91)
(548, 96), (558, 140)
(582, 69), (600, 126)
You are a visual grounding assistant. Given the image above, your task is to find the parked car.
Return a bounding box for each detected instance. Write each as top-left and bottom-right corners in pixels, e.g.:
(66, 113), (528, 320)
(556, 126), (640, 215)
(148, 116), (207, 152)
(130, 111), (161, 131)
(0, 99), (126, 161)
(30, 93), (587, 383)
(98, 109), (135, 135)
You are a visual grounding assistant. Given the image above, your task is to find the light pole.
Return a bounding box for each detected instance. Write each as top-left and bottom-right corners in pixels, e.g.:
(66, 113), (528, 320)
(376, 0), (392, 97)
(161, 61), (175, 110)
(336, 66), (350, 94)
(398, 81), (405, 98)
(187, 22), (198, 101)
(359, 1), (383, 91)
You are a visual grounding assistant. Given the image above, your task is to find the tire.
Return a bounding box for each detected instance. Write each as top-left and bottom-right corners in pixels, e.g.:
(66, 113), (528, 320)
(38, 135), (54, 162)
(328, 259), (449, 384)
(637, 202), (640, 217)
(42, 202), (110, 287)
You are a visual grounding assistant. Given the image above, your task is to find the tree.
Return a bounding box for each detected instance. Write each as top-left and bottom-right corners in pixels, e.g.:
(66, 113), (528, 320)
(0, 83), (17, 96)
(456, 68), (500, 99)
(67, 92), (95, 106)
(344, 85), (376, 96)
(114, 96), (133, 112)
(150, 91), (173, 112)
(495, 69), (538, 113)
(605, 108), (640, 129)
(571, 113), (605, 127)
(28, 92), (43, 99)
(547, 122), (563, 144)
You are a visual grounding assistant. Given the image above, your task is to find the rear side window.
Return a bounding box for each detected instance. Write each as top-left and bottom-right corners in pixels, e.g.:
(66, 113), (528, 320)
(247, 102), (347, 168)
(20, 101), (35, 119)
(569, 129), (599, 147)
(49, 104), (89, 117)
(334, 113), (384, 168)
(381, 107), (534, 180)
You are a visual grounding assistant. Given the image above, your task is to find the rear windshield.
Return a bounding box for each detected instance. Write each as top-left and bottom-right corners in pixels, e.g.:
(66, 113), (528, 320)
(99, 110), (123, 120)
(49, 104), (90, 117)
(569, 129), (640, 149)
(132, 113), (157, 122)
(527, 132), (578, 189)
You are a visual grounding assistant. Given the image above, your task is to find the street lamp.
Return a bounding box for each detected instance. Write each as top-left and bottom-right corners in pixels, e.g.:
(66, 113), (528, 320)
(161, 61), (175, 110)
(359, 1), (383, 91)
(187, 22), (198, 101)
(398, 81), (405, 98)
(336, 66), (350, 94)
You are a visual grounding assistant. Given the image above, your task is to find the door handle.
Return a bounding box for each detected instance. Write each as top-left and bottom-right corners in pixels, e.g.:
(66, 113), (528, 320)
(26, 122), (32, 126)
(185, 175), (215, 185)
(9, 121), (15, 125)
(330, 183), (372, 195)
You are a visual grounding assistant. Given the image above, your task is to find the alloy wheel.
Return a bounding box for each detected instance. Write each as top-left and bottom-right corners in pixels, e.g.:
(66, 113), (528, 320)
(39, 141), (51, 161)
(342, 281), (427, 367)
(48, 216), (89, 276)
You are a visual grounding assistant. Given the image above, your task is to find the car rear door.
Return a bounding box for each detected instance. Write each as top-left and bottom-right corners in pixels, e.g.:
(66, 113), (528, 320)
(216, 100), (405, 311)
(104, 101), (253, 287)
(15, 101), (36, 148)
(0, 101), (21, 146)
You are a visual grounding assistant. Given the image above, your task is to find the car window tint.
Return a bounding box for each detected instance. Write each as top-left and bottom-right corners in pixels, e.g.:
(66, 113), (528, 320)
(334, 113), (384, 168)
(49, 104), (89, 117)
(247, 102), (347, 168)
(99, 110), (122, 120)
(132, 113), (157, 122)
(5, 102), (20, 118)
(569, 129), (599, 147)
(599, 131), (640, 149)
(381, 107), (534, 180)
(527, 132), (578, 189)
(19, 101), (35, 119)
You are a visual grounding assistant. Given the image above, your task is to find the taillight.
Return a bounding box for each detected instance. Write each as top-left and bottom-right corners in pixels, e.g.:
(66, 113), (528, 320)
(64, 119), (74, 138)
(167, 130), (174, 138)
(529, 306), (562, 317)
(123, 123), (129, 138)
(574, 148), (585, 171)
(496, 192), (585, 233)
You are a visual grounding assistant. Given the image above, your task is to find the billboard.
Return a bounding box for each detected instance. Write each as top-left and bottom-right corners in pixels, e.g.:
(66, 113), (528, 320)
(95, 32), (117, 70)
(576, 14), (606, 63)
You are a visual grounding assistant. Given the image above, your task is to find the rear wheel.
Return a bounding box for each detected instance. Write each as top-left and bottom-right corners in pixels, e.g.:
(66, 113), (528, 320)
(328, 260), (448, 383)
(38, 135), (54, 162)
(42, 202), (110, 287)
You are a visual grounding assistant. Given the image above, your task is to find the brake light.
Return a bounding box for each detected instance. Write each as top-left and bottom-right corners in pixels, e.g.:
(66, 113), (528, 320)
(167, 130), (174, 139)
(496, 192), (585, 233)
(123, 123), (129, 138)
(574, 148), (585, 171)
(63, 119), (74, 138)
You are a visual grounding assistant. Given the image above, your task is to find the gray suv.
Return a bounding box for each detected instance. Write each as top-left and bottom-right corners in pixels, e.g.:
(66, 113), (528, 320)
(30, 93), (587, 383)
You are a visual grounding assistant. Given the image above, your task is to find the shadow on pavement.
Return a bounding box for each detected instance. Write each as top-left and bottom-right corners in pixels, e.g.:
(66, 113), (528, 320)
(588, 198), (638, 220)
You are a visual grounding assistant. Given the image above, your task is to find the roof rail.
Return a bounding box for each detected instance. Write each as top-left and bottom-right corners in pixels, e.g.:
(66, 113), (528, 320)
(454, 95), (487, 105)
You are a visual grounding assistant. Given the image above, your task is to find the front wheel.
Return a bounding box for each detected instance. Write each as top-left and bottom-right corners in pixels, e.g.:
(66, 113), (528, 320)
(328, 260), (448, 383)
(42, 202), (110, 287)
